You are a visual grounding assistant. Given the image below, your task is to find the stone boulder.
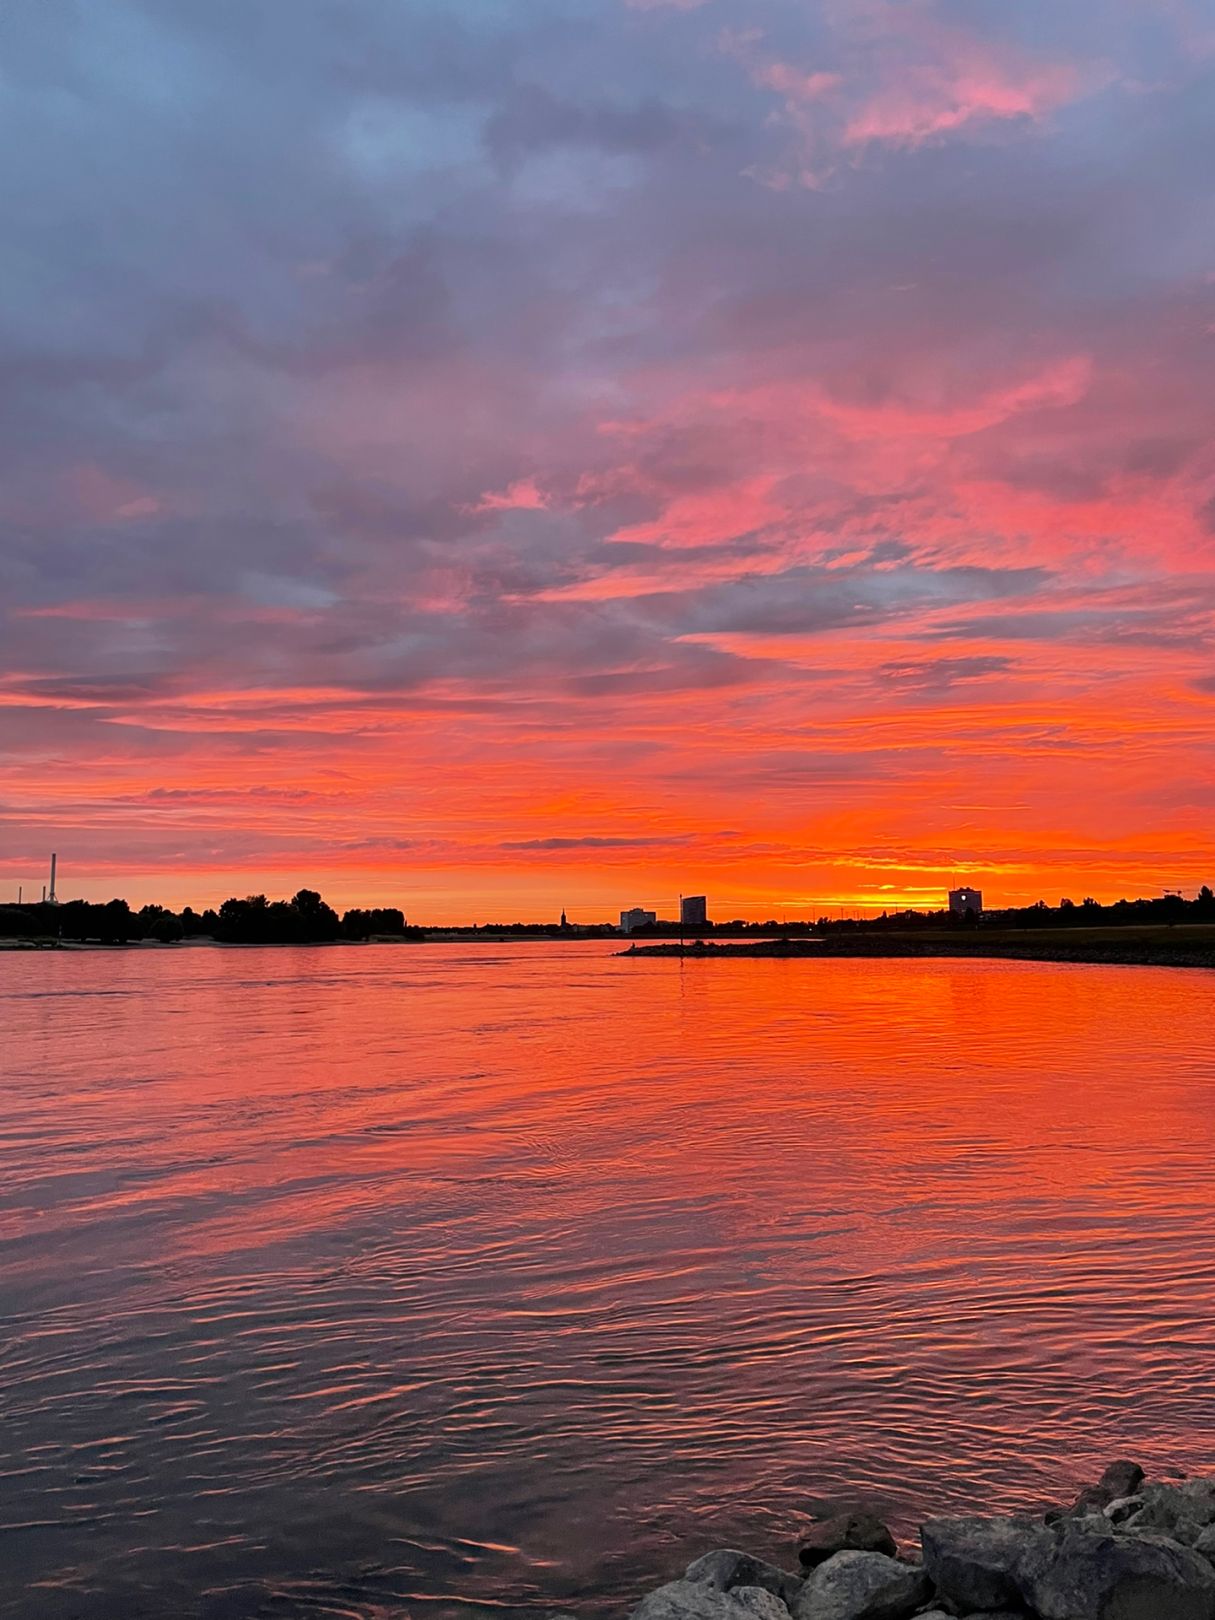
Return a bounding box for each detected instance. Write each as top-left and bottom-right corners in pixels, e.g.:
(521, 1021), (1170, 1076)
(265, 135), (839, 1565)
(1046, 1460), (1145, 1524)
(686, 1549), (802, 1607)
(1097, 1461), (1146, 1500)
(1018, 1524), (1215, 1620)
(1121, 1482), (1215, 1542)
(793, 1550), (930, 1620)
(1102, 1495), (1145, 1525)
(633, 1580), (779, 1620)
(920, 1515), (1047, 1612)
(1067, 1512), (1116, 1538)
(731, 1588), (792, 1620)
(798, 1514), (897, 1570)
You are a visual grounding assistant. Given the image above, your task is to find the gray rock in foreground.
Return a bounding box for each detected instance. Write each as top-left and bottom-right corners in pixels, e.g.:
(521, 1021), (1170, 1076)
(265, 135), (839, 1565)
(798, 1513), (897, 1569)
(920, 1514), (1046, 1611)
(630, 1464), (1215, 1620)
(685, 1549), (802, 1607)
(1047, 1459), (1145, 1524)
(1019, 1524), (1215, 1620)
(793, 1550), (930, 1620)
(730, 1588), (791, 1620)
(632, 1579), (769, 1620)
(1120, 1481), (1215, 1541)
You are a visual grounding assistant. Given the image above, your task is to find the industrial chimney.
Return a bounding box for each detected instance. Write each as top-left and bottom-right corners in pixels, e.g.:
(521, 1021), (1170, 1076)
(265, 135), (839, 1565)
(48, 852), (58, 905)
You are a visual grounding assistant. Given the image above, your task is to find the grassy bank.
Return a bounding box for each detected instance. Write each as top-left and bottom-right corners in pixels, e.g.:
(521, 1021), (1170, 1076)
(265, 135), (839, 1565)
(622, 923), (1215, 969)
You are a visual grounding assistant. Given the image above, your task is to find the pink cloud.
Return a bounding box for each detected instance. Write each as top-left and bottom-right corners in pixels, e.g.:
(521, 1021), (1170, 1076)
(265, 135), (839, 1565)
(736, 3), (1099, 183)
(841, 40), (1082, 150)
(608, 474), (785, 549)
(810, 356), (1095, 440)
(468, 477), (550, 514)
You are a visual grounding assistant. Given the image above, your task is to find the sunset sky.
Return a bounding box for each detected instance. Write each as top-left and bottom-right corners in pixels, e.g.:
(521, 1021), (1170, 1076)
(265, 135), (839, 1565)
(3, 0), (1214, 920)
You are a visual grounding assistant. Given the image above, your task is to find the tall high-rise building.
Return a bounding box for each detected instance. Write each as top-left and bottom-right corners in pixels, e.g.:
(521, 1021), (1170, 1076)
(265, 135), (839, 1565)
(680, 894), (708, 927)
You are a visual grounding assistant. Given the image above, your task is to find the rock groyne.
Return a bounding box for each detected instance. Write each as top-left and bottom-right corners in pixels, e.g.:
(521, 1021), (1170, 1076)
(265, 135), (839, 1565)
(620, 935), (1215, 970)
(625, 1463), (1215, 1620)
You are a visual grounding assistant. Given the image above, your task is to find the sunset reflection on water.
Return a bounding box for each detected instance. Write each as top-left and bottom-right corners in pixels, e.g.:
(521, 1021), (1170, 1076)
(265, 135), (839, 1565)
(2, 943), (1214, 1618)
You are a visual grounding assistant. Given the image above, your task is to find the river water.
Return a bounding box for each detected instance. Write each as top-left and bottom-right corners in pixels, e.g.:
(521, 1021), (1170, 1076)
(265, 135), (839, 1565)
(2, 943), (1214, 1618)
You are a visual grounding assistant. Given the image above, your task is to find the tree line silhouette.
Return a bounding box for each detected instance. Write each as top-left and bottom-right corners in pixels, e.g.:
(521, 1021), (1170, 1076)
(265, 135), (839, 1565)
(1, 885), (1213, 944)
(0, 888), (417, 944)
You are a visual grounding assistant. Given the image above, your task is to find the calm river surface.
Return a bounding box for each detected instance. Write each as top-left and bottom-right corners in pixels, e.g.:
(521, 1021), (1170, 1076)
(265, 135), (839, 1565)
(3, 943), (1215, 1618)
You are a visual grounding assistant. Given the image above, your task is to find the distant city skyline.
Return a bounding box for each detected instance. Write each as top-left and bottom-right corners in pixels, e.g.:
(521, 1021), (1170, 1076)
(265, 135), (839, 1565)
(12, 848), (1213, 933)
(13, 852), (1215, 924)
(7, 852), (986, 922)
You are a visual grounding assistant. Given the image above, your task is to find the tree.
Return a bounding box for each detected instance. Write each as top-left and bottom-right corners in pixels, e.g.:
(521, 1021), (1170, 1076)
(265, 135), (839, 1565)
(216, 895), (272, 943)
(292, 889), (340, 941)
(136, 903), (174, 938)
(342, 908), (372, 940)
(342, 906), (407, 939)
(96, 899), (133, 944)
(0, 907), (36, 938)
(215, 890), (340, 944)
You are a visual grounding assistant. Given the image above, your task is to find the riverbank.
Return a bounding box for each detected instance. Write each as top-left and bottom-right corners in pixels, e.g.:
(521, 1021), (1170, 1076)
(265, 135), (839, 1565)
(630, 1462), (1215, 1619)
(621, 922), (1215, 970)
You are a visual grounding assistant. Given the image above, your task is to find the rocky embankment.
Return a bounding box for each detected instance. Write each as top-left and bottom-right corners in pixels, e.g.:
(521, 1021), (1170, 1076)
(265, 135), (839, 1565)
(624, 1464), (1215, 1620)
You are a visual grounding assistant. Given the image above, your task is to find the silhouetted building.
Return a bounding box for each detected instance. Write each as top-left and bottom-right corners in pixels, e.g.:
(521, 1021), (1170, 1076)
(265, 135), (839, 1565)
(948, 886), (983, 917)
(680, 894), (708, 927)
(620, 907), (656, 934)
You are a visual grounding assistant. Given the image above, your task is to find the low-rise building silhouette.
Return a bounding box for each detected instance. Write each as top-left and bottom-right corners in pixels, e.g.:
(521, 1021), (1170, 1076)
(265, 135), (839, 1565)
(619, 907), (657, 934)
